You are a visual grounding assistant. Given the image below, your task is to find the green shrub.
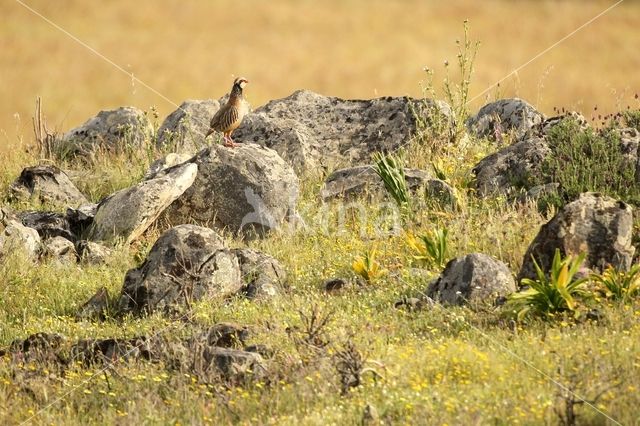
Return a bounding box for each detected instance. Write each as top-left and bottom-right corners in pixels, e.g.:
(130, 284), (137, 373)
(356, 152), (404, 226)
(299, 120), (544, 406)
(373, 152), (410, 207)
(532, 117), (640, 210)
(507, 249), (590, 320)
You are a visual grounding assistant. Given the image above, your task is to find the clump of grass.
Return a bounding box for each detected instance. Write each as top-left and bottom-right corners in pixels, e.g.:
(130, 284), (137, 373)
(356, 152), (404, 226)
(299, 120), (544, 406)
(531, 116), (640, 210)
(591, 264), (640, 303)
(406, 228), (450, 269)
(373, 152), (410, 208)
(507, 249), (590, 320)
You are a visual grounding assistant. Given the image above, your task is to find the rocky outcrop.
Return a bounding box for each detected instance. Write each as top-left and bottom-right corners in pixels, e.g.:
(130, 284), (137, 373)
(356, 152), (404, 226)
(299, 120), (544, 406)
(163, 144), (299, 238)
(232, 90), (450, 174)
(518, 192), (634, 281)
(89, 162), (197, 244)
(466, 98), (544, 142)
(156, 100), (220, 152)
(62, 107), (153, 156)
(9, 165), (88, 207)
(427, 253), (516, 305)
(116, 225), (285, 315)
(144, 153), (192, 179)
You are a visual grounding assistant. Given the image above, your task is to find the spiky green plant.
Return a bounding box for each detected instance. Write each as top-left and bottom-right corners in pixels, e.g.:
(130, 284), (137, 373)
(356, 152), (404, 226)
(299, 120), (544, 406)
(507, 249), (590, 320)
(373, 152), (410, 208)
(406, 228), (449, 269)
(352, 247), (387, 285)
(591, 264), (640, 303)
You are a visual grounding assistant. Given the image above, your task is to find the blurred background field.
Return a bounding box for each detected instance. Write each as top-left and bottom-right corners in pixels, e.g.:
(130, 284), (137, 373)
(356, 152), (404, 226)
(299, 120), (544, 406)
(1, 0), (639, 150)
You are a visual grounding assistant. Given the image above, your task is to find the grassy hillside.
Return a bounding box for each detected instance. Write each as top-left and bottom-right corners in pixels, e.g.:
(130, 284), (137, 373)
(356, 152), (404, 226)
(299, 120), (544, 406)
(1, 1), (640, 425)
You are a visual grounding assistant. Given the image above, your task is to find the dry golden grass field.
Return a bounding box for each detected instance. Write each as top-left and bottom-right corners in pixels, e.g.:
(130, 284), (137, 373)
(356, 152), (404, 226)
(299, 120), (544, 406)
(1, 0), (639, 150)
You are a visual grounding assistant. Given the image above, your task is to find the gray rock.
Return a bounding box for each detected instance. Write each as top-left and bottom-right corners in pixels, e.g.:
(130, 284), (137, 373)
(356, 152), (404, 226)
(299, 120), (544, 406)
(425, 179), (458, 208)
(65, 203), (98, 237)
(20, 211), (75, 241)
(201, 347), (266, 381)
(233, 90), (450, 174)
(43, 236), (76, 264)
(76, 240), (113, 264)
(467, 98), (544, 142)
(192, 323), (250, 348)
(157, 99), (220, 153)
(163, 144), (299, 239)
(117, 225), (284, 315)
(144, 153), (193, 180)
(427, 253), (516, 305)
(518, 192), (634, 281)
(9, 165), (88, 207)
(472, 136), (551, 196)
(89, 162), (197, 244)
(526, 111), (589, 139)
(0, 219), (41, 260)
(62, 106), (153, 156)
(76, 286), (109, 321)
(319, 165), (431, 201)
(233, 248), (286, 299)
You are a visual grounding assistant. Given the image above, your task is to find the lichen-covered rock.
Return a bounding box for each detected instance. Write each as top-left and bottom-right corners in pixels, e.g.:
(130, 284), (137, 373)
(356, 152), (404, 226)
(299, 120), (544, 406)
(163, 144), (299, 238)
(472, 136), (551, 196)
(9, 165), (88, 207)
(319, 165), (431, 201)
(232, 90), (451, 174)
(0, 219), (41, 260)
(156, 99), (220, 153)
(518, 192), (634, 281)
(76, 240), (113, 264)
(62, 106), (153, 156)
(19, 211), (75, 241)
(43, 236), (76, 264)
(117, 225), (284, 315)
(466, 98), (544, 142)
(233, 248), (287, 299)
(144, 153), (193, 179)
(89, 163), (197, 244)
(427, 253), (516, 305)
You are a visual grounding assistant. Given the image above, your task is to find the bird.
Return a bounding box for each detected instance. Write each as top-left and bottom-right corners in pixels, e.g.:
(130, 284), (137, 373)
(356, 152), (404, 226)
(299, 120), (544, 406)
(205, 77), (249, 148)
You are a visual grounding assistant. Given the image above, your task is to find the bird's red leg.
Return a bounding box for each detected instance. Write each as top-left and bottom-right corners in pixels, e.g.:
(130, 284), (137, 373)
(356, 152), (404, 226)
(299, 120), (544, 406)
(224, 132), (236, 148)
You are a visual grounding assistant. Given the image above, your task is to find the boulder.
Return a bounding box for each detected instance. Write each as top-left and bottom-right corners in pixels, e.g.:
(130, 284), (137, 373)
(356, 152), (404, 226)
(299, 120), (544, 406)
(233, 248), (287, 299)
(62, 106), (153, 156)
(65, 203), (98, 237)
(156, 99), (220, 152)
(518, 192), (634, 281)
(144, 153), (193, 180)
(232, 90), (451, 174)
(116, 225), (284, 315)
(163, 144), (299, 238)
(319, 165), (431, 201)
(0, 219), (41, 260)
(76, 287), (110, 321)
(472, 136), (551, 197)
(425, 179), (459, 208)
(88, 162), (197, 244)
(526, 111), (589, 139)
(466, 98), (544, 142)
(43, 236), (77, 264)
(427, 253), (516, 305)
(19, 211), (75, 241)
(9, 165), (88, 207)
(76, 240), (113, 264)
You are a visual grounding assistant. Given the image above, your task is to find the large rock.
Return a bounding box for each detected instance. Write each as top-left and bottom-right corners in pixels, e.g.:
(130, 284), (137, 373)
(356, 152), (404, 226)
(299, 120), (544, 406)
(163, 144), (299, 238)
(518, 192), (634, 281)
(144, 153), (192, 180)
(232, 90), (450, 174)
(19, 211), (75, 241)
(89, 162), (197, 244)
(62, 107), (153, 156)
(156, 99), (220, 152)
(9, 165), (88, 207)
(319, 165), (431, 201)
(427, 253), (516, 305)
(0, 219), (41, 260)
(117, 225), (284, 315)
(42, 236), (77, 264)
(466, 98), (544, 142)
(472, 136), (551, 196)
